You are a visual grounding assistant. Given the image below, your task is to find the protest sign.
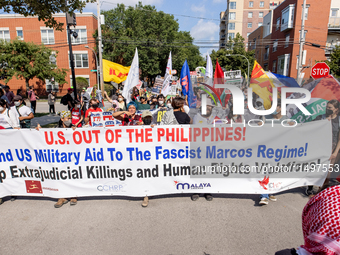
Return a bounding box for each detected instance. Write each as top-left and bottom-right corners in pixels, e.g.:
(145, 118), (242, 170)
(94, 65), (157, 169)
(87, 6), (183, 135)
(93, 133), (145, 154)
(0, 120), (332, 198)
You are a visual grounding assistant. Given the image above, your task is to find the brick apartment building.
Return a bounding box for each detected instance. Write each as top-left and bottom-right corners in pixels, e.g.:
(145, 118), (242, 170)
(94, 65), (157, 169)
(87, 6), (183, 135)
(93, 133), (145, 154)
(0, 13), (98, 96)
(249, 0), (331, 81)
(219, 0), (280, 49)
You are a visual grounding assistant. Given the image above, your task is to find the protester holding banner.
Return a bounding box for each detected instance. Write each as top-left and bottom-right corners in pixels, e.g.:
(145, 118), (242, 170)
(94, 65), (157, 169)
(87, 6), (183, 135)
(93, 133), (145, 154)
(161, 97), (191, 125)
(71, 100), (84, 127)
(193, 99), (215, 125)
(13, 95), (34, 129)
(112, 101), (143, 126)
(84, 99), (103, 126)
(0, 99), (20, 129)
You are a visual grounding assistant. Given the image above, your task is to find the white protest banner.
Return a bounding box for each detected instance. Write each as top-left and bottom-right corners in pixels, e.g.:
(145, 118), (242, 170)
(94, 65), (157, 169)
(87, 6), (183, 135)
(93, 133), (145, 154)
(0, 120), (333, 198)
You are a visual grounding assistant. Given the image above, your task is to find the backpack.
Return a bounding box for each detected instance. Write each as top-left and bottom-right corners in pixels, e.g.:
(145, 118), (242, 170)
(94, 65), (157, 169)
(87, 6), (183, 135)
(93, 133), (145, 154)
(60, 94), (68, 105)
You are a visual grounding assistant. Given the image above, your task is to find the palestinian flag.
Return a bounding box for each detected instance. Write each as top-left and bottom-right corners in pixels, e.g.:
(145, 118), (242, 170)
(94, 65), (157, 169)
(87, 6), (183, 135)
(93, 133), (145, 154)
(287, 75), (340, 123)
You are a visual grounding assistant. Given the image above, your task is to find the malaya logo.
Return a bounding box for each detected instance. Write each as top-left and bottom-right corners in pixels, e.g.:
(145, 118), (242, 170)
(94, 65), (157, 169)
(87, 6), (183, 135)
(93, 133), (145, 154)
(258, 176), (282, 190)
(174, 181), (211, 190)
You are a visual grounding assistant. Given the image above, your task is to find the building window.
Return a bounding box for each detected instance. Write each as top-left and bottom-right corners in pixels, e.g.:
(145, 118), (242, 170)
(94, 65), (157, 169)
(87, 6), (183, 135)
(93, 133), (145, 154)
(71, 28), (87, 44)
(228, 23), (235, 30)
(281, 4), (295, 32)
(249, 1), (254, 8)
(70, 53), (89, 68)
(16, 29), (23, 40)
(248, 22), (252, 28)
(276, 18), (280, 31)
(331, 9), (338, 17)
(260, 1), (264, 7)
(228, 33), (235, 40)
(49, 53), (57, 65)
(0, 29), (10, 42)
(41, 29), (55, 44)
(273, 40), (278, 52)
(285, 34), (290, 48)
(272, 60), (277, 72)
(248, 12), (253, 18)
(259, 12), (264, 18)
(302, 4), (310, 20)
(258, 22), (263, 27)
(277, 54), (290, 76)
(229, 12), (236, 20)
(229, 2), (236, 9)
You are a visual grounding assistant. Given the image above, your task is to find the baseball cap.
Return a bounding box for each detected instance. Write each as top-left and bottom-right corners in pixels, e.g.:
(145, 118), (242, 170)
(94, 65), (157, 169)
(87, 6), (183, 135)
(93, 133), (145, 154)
(13, 95), (22, 101)
(141, 110), (152, 118)
(68, 88), (73, 92)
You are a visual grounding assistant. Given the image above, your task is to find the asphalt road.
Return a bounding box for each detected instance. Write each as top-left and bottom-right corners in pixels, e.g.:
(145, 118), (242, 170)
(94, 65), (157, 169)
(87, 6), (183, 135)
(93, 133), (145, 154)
(0, 188), (309, 255)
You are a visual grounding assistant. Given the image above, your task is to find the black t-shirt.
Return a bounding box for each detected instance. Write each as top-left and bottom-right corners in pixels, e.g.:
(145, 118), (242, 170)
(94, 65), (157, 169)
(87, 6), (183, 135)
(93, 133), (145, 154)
(174, 111), (191, 124)
(66, 93), (74, 107)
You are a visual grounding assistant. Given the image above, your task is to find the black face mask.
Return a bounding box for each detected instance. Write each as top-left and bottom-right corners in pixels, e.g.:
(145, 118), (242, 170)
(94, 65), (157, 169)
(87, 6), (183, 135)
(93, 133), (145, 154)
(143, 118), (152, 125)
(326, 109), (334, 117)
(92, 104), (98, 109)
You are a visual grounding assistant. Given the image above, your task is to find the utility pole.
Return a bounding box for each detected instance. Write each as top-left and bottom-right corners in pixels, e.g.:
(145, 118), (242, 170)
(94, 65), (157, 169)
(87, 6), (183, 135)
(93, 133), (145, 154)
(297, 0), (307, 86)
(97, 0), (104, 92)
(66, 11), (77, 100)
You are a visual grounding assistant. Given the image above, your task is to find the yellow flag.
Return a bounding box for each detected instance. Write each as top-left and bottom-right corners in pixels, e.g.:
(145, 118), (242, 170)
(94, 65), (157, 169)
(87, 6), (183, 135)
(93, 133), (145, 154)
(103, 59), (130, 83)
(250, 60), (275, 109)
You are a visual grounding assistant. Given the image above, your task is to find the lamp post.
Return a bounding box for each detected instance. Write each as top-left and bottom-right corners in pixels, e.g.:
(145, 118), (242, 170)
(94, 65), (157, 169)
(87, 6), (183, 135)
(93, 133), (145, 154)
(226, 54), (250, 87)
(85, 45), (99, 87)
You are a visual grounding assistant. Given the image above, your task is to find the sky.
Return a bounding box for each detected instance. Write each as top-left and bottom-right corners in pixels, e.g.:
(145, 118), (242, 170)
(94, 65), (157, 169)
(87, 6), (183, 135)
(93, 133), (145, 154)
(83, 0), (228, 57)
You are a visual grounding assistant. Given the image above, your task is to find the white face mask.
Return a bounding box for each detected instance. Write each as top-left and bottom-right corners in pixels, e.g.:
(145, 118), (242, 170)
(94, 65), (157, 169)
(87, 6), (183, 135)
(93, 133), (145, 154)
(76, 104), (81, 108)
(0, 107), (4, 112)
(167, 104), (172, 108)
(159, 100), (164, 105)
(14, 101), (21, 107)
(118, 98), (123, 102)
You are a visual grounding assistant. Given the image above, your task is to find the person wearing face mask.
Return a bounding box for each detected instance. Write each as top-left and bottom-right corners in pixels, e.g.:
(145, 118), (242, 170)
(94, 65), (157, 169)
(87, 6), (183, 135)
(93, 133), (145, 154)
(117, 94), (127, 111)
(84, 99), (103, 126)
(13, 95), (34, 128)
(112, 101), (143, 126)
(161, 97), (191, 125)
(36, 111), (78, 208)
(71, 100), (84, 127)
(166, 99), (172, 109)
(157, 94), (165, 108)
(0, 99), (20, 129)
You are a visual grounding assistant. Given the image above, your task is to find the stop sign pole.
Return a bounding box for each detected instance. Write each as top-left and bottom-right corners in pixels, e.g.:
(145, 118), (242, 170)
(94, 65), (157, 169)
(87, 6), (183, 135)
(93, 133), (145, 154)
(311, 62), (330, 80)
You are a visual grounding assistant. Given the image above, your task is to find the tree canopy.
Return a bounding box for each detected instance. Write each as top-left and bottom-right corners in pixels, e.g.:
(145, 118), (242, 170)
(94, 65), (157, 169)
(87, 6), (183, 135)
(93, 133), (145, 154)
(99, 3), (204, 83)
(210, 33), (255, 79)
(0, 39), (68, 88)
(325, 45), (340, 78)
(0, 0), (94, 31)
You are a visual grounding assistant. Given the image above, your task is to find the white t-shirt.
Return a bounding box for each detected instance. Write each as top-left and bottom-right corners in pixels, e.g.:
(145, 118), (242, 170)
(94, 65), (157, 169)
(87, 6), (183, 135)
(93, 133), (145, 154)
(0, 109), (20, 129)
(193, 113), (216, 125)
(16, 105), (32, 117)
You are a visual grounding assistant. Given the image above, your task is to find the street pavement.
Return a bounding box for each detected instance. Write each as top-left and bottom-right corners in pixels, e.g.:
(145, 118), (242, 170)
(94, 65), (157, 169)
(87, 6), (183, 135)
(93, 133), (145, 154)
(3, 100), (309, 254)
(0, 188), (309, 255)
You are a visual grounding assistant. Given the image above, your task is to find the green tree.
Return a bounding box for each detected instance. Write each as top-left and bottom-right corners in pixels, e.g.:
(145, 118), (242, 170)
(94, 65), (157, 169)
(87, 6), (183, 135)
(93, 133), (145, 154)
(75, 76), (88, 91)
(99, 2), (204, 84)
(0, 0), (94, 31)
(0, 39), (68, 89)
(325, 45), (340, 77)
(210, 33), (255, 79)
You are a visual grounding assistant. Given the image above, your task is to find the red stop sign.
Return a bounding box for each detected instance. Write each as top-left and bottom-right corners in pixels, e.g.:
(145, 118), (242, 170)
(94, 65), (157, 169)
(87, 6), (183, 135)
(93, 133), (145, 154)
(311, 62), (330, 80)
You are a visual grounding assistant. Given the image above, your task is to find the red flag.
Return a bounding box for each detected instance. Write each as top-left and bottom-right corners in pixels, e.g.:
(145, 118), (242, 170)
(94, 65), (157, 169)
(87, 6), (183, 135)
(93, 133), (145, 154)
(214, 60), (228, 106)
